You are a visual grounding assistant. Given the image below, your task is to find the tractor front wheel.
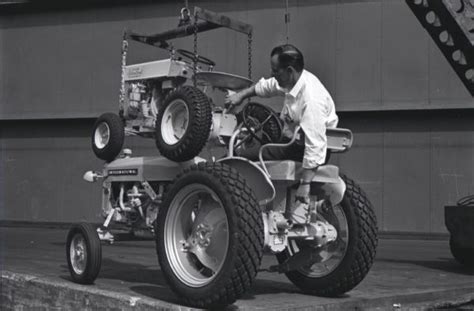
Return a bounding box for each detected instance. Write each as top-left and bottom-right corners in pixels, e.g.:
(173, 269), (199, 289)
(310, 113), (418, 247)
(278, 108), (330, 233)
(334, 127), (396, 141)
(66, 223), (102, 284)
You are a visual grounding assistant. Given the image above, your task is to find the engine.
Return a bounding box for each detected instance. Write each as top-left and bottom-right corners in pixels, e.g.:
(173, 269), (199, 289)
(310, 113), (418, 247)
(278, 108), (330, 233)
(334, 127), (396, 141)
(104, 181), (164, 232)
(122, 81), (159, 121)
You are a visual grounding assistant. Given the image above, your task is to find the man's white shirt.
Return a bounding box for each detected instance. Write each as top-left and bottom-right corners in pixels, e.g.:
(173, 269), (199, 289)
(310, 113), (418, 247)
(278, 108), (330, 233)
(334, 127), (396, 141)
(254, 69), (339, 169)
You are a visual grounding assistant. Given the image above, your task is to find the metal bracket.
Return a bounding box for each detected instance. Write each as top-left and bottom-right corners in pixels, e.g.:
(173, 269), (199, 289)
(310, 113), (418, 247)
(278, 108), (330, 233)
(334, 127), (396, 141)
(142, 181), (162, 203)
(97, 227), (114, 244)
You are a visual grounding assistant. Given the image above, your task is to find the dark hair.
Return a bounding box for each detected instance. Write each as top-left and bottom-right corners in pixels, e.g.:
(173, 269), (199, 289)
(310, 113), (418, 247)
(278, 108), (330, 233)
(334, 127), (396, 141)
(270, 44), (304, 72)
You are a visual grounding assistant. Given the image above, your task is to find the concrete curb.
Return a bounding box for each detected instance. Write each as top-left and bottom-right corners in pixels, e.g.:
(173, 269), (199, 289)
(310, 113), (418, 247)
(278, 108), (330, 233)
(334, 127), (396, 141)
(2, 270), (474, 310)
(1, 271), (189, 311)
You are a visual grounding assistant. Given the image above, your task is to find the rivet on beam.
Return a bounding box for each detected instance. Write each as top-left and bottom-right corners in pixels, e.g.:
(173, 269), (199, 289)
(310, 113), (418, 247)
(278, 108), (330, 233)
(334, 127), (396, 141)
(425, 11), (442, 27)
(414, 0), (429, 8)
(452, 50), (467, 65)
(439, 31), (454, 46)
(465, 69), (474, 83)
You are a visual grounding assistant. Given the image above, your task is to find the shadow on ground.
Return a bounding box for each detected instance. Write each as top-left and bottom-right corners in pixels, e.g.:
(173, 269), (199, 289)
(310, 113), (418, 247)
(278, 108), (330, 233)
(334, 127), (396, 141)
(377, 257), (474, 275)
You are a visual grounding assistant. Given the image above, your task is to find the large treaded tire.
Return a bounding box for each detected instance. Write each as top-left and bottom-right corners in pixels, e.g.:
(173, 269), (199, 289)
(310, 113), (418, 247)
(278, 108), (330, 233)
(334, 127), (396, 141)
(156, 162), (264, 308)
(91, 113), (124, 162)
(276, 174), (378, 296)
(449, 237), (474, 268)
(155, 86), (212, 162)
(66, 223), (102, 284)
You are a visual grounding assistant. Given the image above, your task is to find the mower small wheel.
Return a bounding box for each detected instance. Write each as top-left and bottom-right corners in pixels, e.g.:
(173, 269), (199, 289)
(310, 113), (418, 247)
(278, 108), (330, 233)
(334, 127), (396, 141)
(66, 223), (102, 284)
(92, 113), (124, 162)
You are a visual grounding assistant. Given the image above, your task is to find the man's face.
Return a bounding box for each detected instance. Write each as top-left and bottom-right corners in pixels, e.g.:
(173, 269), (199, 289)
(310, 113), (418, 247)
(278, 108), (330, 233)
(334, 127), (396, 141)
(271, 54), (291, 89)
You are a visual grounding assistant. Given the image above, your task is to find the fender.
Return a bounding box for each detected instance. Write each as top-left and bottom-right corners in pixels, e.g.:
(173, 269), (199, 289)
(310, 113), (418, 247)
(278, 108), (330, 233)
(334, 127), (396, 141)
(217, 157), (275, 206)
(318, 176), (346, 206)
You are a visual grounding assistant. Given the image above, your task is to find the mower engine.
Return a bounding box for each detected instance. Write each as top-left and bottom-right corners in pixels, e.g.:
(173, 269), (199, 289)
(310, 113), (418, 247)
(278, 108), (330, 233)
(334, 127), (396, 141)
(124, 82), (150, 119)
(208, 111), (239, 146)
(120, 58), (193, 135)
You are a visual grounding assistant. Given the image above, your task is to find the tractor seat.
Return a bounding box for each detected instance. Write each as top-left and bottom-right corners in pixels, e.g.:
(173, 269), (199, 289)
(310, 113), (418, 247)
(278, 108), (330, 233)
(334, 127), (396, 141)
(260, 128), (352, 183)
(326, 128), (353, 152)
(261, 160), (340, 183)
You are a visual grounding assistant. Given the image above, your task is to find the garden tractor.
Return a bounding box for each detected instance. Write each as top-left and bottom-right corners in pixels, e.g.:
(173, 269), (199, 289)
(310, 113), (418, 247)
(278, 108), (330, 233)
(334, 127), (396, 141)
(66, 6), (378, 308)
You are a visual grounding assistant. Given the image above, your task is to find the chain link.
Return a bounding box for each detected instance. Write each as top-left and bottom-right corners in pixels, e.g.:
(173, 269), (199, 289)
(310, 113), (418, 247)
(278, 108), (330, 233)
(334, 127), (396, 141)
(119, 37), (129, 113)
(193, 13), (198, 87)
(247, 31), (252, 80)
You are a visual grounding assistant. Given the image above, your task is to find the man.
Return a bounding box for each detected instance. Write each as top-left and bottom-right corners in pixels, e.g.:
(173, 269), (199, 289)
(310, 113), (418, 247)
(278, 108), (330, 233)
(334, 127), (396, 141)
(225, 44), (338, 204)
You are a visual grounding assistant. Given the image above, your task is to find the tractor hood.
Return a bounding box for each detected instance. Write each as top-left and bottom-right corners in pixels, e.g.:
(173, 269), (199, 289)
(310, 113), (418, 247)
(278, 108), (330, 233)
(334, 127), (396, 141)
(103, 156), (204, 182)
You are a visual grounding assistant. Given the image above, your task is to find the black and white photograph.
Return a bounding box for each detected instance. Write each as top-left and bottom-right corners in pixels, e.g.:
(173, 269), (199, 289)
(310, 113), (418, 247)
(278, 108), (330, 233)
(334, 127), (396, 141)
(0, 0), (473, 310)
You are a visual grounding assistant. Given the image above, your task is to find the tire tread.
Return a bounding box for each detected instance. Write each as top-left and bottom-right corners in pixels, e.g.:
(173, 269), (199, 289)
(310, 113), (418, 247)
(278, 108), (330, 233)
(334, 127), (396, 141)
(156, 162), (264, 308)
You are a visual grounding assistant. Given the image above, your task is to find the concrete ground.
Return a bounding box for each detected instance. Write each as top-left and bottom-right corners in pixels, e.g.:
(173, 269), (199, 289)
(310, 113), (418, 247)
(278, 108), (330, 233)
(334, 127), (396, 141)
(1, 226), (473, 310)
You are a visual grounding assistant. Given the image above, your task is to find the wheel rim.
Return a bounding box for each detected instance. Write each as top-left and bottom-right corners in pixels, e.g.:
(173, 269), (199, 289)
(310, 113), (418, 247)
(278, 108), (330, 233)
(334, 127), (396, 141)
(164, 184), (229, 287)
(70, 234), (88, 275)
(94, 122), (110, 149)
(161, 99), (189, 145)
(288, 204), (349, 278)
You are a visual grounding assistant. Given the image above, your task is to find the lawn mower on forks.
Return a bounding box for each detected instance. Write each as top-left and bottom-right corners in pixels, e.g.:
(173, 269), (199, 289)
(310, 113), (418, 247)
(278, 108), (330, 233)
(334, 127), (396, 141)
(65, 6), (378, 308)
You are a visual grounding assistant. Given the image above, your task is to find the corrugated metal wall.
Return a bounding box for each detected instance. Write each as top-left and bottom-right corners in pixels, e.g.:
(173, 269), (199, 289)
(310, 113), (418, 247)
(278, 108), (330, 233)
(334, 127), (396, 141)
(1, 0), (473, 233)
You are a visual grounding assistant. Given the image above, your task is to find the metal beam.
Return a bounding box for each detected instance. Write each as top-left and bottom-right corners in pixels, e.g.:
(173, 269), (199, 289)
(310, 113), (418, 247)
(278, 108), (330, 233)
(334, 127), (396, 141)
(194, 6), (253, 35)
(125, 6), (252, 49)
(406, 0), (474, 96)
(125, 21), (221, 48)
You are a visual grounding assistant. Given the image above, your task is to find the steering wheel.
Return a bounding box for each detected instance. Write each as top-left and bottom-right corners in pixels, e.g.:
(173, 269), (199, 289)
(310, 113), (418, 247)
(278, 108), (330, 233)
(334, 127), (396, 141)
(237, 102), (282, 148)
(176, 49), (216, 67)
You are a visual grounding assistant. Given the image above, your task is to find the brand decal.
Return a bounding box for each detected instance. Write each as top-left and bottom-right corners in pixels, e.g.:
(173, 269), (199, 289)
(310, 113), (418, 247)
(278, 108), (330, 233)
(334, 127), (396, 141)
(108, 169), (138, 176)
(128, 67), (143, 78)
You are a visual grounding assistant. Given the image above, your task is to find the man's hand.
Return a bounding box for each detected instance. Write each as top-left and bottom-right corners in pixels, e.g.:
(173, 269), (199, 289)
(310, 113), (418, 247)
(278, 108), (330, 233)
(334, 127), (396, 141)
(295, 167), (319, 203)
(225, 91), (244, 109)
(224, 85), (256, 110)
(295, 183), (310, 204)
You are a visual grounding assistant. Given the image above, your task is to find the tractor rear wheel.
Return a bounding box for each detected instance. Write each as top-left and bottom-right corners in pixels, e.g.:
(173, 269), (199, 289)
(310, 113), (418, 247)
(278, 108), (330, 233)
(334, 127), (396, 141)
(276, 175), (378, 296)
(155, 162), (264, 308)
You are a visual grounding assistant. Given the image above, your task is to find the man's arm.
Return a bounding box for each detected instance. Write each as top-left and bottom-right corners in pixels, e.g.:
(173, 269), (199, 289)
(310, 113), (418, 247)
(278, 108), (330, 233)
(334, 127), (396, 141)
(225, 85), (257, 107)
(295, 163), (320, 204)
(300, 167), (319, 184)
(225, 77), (283, 107)
(295, 101), (327, 203)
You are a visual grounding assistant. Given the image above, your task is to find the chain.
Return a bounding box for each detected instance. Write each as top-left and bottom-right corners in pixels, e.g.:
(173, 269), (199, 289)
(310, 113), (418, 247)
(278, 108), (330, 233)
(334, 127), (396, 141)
(119, 37), (129, 113)
(193, 13), (198, 87)
(247, 31), (252, 80)
(285, 0), (290, 44)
